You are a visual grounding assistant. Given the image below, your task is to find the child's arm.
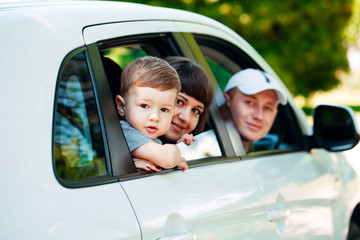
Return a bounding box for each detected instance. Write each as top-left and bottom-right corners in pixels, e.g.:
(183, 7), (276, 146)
(176, 133), (196, 145)
(131, 142), (188, 171)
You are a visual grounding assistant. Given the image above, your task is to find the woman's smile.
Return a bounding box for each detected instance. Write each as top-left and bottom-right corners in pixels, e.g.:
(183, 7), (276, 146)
(171, 121), (186, 132)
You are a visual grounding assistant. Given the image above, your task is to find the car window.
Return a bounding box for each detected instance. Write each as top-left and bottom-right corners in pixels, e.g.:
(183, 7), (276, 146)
(194, 34), (305, 153)
(98, 35), (223, 161)
(102, 45), (147, 70)
(54, 51), (107, 180)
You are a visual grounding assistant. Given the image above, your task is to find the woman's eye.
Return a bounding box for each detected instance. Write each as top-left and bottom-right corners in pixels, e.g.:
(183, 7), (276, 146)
(140, 104), (149, 109)
(192, 108), (202, 115)
(176, 99), (184, 106)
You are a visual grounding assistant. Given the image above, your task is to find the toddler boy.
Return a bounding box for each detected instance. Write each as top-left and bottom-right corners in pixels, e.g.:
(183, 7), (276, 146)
(115, 56), (188, 172)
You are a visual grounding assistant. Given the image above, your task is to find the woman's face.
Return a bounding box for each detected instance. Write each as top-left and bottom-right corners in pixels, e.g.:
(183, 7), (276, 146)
(164, 92), (205, 142)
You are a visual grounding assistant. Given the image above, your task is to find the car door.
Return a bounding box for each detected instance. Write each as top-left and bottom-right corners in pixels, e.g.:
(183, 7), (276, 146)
(185, 26), (343, 239)
(83, 21), (269, 239)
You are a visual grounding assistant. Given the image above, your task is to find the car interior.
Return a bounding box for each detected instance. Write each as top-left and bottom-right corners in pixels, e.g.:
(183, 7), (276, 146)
(101, 56), (122, 100)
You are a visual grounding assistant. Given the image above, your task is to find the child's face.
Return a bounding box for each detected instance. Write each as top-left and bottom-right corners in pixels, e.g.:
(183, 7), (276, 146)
(121, 86), (178, 140)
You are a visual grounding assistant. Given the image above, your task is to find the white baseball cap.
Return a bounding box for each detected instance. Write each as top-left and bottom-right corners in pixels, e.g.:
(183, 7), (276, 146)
(224, 68), (287, 105)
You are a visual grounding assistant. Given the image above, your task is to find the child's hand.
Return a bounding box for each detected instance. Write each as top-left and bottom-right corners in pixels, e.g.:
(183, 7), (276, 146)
(177, 156), (189, 172)
(176, 133), (196, 146)
(134, 158), (163, 172)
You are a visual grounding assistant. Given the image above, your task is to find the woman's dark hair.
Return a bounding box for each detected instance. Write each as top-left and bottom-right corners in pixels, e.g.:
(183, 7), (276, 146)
(165, 56), (214, 135)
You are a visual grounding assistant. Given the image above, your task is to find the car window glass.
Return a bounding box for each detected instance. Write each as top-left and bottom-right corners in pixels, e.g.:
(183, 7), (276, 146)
(54, 51), (107, 179)
(194, 34), (303, 153)
(99, 38), (223, 161)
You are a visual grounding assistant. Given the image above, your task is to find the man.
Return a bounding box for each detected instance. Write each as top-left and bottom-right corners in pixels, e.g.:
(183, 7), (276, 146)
(224, 68), (287, 152)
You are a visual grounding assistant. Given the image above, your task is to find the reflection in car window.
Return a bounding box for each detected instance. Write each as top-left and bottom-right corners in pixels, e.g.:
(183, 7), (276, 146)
(54, 51), (107, 179)
(178, 129), (221, 160)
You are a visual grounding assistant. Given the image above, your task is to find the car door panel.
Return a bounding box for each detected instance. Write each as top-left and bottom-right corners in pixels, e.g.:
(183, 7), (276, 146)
(120, 160), (267, 239)
(181, 30), (345, 239)
(246, 151), (340, 239)
(47, 184), (142, 240)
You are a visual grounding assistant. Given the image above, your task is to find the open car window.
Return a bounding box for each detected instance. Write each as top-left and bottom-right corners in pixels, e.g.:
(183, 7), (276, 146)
(98, 34), (223, 162)
(193, 34), (306, 154)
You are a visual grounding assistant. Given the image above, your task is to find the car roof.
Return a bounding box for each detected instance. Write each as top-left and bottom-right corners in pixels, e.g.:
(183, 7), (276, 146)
(0, 1), (224, 30)
(0, 1), (229, 100)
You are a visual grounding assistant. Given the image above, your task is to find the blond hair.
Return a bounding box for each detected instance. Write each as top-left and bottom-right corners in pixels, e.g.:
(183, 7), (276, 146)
(120, 56), (180, 97)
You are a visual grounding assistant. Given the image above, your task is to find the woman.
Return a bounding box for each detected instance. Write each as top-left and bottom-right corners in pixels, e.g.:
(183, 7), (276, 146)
(163, 56), (214, 143)
(135, 56), (214, 171)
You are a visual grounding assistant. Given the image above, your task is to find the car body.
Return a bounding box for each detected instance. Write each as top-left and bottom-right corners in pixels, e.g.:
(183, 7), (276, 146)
(1, 1), (360, 239)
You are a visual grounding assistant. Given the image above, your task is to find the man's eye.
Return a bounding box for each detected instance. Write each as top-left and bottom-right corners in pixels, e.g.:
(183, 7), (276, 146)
(140, 104), (149, 109)
(265, 106), (274, 111)
(176, 99), (184, 106)
(245, 100), (254, 106)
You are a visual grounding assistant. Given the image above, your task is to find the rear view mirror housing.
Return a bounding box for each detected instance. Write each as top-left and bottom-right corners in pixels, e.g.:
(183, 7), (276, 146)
(312, 105), (359, 152)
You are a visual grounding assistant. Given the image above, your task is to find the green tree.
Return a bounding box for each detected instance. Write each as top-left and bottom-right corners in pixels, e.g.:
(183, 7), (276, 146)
(113, 0), (353, 98)
(345, 0), (360, 43)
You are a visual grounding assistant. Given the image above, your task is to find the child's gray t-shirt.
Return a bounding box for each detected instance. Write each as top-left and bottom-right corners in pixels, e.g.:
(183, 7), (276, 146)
(120, 120), (162, 152)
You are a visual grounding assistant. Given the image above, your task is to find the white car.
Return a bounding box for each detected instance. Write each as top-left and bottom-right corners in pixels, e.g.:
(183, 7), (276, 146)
(1, 1), (360, 239)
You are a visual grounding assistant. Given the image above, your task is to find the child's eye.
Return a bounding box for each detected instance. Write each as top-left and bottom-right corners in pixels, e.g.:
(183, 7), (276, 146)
(140, 104), (149, 109)
(176, 99), (184, 106)
(161, 108), (169, 113)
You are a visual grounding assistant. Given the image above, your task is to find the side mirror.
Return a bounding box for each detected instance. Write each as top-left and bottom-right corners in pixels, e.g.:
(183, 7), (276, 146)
(313, 105), (359, 151)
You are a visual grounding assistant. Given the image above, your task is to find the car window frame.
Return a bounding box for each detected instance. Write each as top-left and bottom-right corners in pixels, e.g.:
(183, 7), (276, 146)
(53, 31), (233, 186)
(55, 24), (309, 188)
(95, 32), (232, 172)
(86, 43), (138, 177)
(53, 30), (308, 188)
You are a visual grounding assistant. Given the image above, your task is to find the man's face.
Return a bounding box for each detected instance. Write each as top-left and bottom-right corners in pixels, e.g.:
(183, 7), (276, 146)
(225, 88), (279, 144)
(119, 86), (177, 140)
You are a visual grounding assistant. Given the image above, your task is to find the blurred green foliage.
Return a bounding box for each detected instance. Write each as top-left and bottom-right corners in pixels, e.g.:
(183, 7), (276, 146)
(111, 0), (356, 98)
